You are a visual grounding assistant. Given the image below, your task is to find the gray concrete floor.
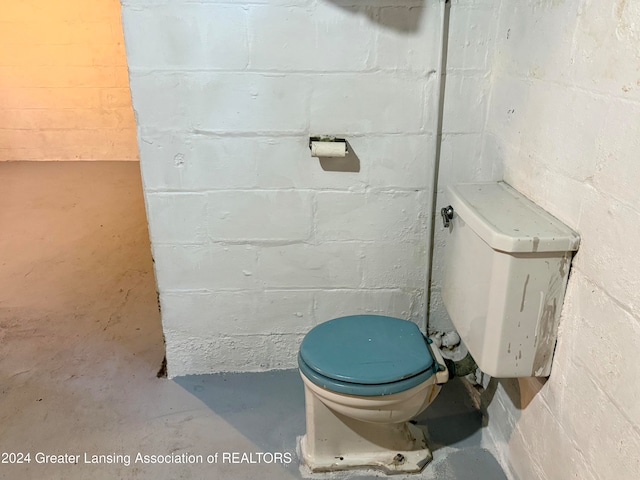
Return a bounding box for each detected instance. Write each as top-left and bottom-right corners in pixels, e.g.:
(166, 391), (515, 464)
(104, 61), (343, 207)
(0, 162), (506, 479)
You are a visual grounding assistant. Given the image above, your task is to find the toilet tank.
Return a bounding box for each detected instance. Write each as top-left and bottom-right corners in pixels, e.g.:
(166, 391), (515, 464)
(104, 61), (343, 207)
(441, 182), (580, 377)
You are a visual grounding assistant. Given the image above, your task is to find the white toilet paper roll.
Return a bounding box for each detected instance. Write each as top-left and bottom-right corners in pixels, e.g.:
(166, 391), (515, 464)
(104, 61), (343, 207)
(310, 141), (347, 158)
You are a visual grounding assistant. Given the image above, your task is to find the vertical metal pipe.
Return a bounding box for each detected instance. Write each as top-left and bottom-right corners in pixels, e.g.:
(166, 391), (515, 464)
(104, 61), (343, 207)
(424, 0), (451, 332)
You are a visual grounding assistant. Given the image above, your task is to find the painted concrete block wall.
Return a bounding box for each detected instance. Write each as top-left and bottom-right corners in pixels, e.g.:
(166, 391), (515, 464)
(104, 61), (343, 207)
(480, 2), (640, 479)
(0, 0), (138, 161)
(121, 0), (499, 377)
(123, 0), (434, 376)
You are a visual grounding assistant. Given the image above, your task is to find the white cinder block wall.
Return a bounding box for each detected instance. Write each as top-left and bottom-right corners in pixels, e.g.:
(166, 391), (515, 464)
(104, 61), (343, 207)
(480, 2), (640, 479)
(120, 0), (499, 377)
(0, 0), (138, 161)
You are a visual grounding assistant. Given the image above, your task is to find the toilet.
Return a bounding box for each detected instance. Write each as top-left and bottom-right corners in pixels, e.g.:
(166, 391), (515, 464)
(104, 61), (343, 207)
(298, 315), (448, 473)
(298, 181), (579, 473)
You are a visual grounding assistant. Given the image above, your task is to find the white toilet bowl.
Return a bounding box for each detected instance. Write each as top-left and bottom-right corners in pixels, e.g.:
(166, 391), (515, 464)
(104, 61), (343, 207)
(298, 315), (448, 474)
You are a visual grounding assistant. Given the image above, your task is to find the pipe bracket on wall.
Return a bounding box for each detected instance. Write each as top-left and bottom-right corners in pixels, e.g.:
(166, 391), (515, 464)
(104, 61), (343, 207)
(441, 205), (454, 228)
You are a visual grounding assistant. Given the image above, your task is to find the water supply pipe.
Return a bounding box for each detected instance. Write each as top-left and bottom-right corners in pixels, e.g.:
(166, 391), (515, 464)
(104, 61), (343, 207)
(424, 0), (451, 332)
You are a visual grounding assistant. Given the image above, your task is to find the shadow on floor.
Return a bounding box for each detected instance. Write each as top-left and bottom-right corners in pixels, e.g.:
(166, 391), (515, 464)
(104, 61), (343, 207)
(175, 371), (507, 480)
(414, 376), (484, 450)
(175, 370), (305, 477)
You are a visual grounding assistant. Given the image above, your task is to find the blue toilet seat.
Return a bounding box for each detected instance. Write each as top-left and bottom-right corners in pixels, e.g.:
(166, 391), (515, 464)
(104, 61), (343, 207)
(299, 315), (440, 396)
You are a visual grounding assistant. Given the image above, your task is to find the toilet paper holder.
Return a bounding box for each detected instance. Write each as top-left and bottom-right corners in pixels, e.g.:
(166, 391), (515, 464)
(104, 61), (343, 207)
(309, 136), (348, 158)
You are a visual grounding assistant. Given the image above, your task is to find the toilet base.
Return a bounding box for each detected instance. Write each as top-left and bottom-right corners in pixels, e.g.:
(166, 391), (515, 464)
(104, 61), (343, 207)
(300, 423), (432, 474)
(299, 378), (436, 474)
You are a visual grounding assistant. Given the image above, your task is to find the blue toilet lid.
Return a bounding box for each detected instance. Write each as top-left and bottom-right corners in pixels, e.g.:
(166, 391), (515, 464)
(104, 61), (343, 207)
(299, 315), (435, 385)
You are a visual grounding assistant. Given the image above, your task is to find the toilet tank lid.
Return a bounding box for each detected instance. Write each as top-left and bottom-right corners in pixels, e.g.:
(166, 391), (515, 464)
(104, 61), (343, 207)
(447, 182), (580, 254)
